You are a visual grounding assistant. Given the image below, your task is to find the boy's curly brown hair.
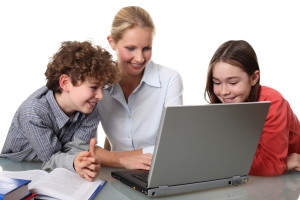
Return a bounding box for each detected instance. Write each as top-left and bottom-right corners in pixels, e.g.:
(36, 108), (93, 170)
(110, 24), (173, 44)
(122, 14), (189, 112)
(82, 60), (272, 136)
(45, 41), (119, 93)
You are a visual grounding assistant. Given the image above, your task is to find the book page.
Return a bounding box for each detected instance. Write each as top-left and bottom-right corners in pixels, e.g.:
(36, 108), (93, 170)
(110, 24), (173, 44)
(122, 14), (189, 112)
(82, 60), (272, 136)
(0, 169), (48, 188)
(30, 168), (105, 200)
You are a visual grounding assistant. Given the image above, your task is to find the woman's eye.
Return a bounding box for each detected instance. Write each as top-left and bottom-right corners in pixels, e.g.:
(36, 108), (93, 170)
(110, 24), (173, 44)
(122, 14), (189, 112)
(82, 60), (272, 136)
(230, 82), (238, 85)
(213, 82), (221, 85)
(143, 47), (152, 51)
(126, 47), (135, 51)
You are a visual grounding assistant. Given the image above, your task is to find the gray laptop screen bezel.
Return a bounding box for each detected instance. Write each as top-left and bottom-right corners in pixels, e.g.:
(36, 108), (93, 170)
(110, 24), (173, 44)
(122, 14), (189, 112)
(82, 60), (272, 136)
(148, 102), (270, 188)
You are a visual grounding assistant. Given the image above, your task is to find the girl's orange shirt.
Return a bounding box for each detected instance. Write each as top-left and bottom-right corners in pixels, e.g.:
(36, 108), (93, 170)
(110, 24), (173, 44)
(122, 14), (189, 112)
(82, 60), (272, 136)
(249, 86), (300, 176)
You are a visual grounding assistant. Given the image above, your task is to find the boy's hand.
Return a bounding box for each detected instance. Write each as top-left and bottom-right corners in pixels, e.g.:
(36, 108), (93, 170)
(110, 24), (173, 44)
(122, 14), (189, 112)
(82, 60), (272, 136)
(84, 138), (101, 179)
(74, 138), (101, 181)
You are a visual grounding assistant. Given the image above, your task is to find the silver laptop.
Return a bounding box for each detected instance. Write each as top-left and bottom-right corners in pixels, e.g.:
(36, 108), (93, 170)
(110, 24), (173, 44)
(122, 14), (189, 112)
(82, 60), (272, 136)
(111, 102), (270, 197)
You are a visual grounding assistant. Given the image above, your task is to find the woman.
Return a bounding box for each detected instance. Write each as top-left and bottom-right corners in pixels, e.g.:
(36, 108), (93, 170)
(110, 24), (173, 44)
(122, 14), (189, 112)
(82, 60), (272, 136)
(94, 6), (183, 170)
(205, 40), (300, 176)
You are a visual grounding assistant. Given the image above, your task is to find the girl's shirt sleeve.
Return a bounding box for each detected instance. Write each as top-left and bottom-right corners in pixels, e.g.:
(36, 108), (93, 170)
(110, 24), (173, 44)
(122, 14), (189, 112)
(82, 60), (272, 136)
(249, 89), (289, 176)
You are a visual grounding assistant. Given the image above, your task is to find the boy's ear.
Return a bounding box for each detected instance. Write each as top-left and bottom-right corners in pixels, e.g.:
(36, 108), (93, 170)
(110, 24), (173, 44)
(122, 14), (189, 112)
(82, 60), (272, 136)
(107, 35), (116, 50)
(59, 74), (72, 92)
(251, 70), (260, 86)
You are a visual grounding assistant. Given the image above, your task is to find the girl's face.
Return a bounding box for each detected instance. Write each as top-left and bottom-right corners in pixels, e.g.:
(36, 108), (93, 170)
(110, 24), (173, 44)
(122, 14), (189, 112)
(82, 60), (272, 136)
(212, 61), (259, 103)
(108, 26), (153, 77)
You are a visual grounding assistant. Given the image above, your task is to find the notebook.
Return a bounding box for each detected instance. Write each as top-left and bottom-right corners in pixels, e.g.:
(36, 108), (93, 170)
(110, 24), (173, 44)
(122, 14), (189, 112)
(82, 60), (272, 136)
(111, 102), (270, 197)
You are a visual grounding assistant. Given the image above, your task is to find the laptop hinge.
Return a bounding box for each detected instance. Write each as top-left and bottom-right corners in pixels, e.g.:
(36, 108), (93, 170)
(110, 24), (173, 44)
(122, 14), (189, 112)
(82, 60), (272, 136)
(158, 185), (169, 189)
(231, 175), (249, 185)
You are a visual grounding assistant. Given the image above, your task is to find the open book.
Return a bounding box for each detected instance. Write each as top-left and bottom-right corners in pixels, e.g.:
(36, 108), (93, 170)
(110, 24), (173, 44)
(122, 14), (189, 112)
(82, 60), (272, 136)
(0, 168), (106, 200)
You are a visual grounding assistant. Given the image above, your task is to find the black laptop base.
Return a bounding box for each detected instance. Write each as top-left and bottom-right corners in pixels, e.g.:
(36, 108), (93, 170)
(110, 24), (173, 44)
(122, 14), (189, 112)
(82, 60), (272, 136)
(111, 170), (150, 195)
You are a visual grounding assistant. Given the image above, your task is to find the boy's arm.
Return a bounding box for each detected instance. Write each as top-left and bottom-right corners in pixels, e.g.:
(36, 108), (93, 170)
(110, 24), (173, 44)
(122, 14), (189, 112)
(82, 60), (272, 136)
(42, 138), (89, 171)
(41, 107), (100, 172)
(41, 108), (100, 171)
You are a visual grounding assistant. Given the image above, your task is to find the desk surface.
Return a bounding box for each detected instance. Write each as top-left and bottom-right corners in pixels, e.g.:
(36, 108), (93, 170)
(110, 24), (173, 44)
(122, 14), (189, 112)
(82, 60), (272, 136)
(1, 159), (300, 200)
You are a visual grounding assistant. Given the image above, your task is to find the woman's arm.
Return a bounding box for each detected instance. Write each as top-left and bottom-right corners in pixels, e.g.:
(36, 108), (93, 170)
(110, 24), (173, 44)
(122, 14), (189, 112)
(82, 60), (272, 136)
(94, 146), (152, 170)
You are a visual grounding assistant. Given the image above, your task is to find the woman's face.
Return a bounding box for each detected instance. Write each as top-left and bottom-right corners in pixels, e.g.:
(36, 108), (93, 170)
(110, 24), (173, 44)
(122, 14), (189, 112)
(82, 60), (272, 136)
(109, 26), (153, 77)
(212, 61), (259, 103)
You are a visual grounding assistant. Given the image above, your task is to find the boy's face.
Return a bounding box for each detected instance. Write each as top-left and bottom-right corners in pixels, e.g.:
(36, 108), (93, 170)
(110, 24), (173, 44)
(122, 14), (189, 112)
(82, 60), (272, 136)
(66, 78), (103, 115)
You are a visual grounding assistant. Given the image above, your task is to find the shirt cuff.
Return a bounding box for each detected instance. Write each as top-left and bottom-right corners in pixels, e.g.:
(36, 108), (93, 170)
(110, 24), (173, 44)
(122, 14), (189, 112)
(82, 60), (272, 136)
(143, 146), (155, 154)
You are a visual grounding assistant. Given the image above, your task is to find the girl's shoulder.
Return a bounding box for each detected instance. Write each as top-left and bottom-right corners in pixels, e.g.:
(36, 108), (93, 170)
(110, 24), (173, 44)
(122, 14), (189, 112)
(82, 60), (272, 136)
(259, 86), (284, 101)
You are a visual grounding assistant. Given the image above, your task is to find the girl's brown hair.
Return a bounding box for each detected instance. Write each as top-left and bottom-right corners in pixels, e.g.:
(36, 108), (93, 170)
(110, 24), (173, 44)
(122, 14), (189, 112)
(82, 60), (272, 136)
(205, 40), (261, 103)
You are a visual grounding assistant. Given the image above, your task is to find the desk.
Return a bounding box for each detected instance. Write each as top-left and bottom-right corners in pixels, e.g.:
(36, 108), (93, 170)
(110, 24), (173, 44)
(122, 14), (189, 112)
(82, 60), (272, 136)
(1, 158), (300, 200)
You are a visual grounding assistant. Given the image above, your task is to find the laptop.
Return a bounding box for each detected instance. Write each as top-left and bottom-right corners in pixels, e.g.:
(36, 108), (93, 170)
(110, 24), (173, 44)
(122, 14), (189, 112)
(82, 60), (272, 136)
(111, 102), (270, 197)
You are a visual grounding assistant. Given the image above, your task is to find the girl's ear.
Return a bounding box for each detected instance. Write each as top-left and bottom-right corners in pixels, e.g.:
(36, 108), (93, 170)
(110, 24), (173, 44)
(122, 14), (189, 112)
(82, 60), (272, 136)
(107, 35), (116, 50)
(251, 70), (260, 86)
(59, 74), (72, 92)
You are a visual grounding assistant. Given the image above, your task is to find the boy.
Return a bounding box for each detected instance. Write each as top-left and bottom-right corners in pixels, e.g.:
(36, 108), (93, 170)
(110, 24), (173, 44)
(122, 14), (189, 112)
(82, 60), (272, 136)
(0, 41), (119, 181)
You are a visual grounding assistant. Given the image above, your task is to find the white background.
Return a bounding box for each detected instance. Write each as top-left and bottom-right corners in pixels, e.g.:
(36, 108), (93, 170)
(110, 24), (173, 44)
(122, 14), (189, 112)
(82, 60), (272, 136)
(0, 0), (299, 149)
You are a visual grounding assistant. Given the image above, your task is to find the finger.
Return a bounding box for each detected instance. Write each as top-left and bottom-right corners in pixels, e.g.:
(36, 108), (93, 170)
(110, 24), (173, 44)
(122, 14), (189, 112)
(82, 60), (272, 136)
(146, 153), (153, 156)
(83, 172), (94, 182)
(77, 151), (91, 159)
(143, 153), (153, 159)
(82, 156), (97, 163)
(77, 160), (93, 169)
(86, 163), (101, 172)
(83, 162), (99, 172)
(83, 168), (99, 180)
(140, 154), (152, 165)
(74, 151), (91, 169)
(89, 138), (97, 155)
(142, 165), (151, 170)
(143, 158), (152, 166)
(136, 163), (151, 170)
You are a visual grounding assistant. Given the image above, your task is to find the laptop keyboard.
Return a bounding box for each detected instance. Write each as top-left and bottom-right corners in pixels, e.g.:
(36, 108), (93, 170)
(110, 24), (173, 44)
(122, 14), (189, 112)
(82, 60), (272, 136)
(132, 173), (149, 183)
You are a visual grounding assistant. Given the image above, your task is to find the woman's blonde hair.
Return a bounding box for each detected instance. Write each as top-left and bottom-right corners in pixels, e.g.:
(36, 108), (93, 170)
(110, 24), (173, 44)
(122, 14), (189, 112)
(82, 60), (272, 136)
(110, 6), (155, 43)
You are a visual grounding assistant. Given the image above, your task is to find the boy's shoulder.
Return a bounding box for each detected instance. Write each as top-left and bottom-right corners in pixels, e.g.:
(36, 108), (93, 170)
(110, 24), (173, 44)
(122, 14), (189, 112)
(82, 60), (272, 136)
(18, 86), (53, 116)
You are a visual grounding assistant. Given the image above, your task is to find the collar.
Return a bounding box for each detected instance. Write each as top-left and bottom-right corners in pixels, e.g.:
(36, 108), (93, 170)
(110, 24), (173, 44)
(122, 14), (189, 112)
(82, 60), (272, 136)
(141, 60), (161, 88)
(46, 89), (80, 129)
(107, 60), (161, 94)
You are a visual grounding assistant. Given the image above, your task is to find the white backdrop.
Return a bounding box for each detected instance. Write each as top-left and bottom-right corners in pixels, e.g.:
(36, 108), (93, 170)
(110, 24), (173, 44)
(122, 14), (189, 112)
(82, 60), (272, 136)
(1, 0), (299, 149)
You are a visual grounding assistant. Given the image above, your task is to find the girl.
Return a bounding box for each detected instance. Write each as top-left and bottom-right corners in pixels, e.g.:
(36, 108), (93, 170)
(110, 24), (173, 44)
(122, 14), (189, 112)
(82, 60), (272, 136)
(205, 40), (300, 176)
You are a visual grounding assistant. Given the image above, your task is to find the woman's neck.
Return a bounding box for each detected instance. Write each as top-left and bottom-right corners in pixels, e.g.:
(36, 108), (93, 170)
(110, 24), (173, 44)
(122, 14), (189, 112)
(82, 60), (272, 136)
(119, 71), (144, 102)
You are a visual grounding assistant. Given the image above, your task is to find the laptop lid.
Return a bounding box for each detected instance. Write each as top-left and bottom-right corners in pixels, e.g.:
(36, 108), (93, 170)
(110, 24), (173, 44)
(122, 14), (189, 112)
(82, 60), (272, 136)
(148, 102), (270, 188)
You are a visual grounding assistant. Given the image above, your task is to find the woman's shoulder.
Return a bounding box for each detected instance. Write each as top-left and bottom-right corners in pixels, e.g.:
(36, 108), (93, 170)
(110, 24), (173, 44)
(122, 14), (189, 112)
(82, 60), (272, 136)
(148, 60), (180, 75)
